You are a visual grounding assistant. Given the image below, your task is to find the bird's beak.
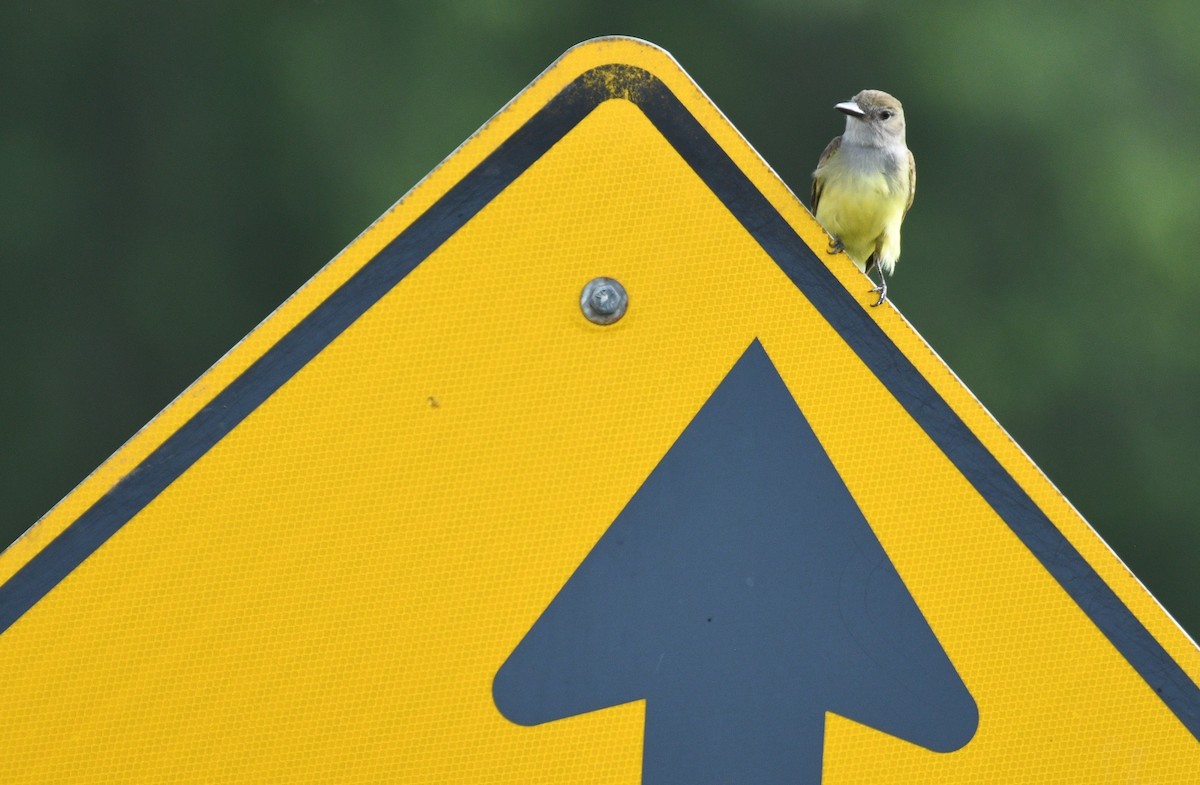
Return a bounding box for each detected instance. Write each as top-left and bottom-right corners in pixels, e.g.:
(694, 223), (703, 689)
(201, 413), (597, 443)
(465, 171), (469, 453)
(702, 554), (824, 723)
(835, 100), (866, 119)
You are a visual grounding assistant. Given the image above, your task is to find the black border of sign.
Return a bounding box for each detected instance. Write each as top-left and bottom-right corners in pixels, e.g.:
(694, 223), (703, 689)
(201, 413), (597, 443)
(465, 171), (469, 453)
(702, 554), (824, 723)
(2, 63), (1197, 739)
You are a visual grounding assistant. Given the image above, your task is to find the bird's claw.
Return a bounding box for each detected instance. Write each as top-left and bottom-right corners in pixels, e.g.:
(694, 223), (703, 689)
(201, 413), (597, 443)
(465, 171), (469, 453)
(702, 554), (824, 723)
(826, 237), (844, 255)
(868, 272), (888, 307)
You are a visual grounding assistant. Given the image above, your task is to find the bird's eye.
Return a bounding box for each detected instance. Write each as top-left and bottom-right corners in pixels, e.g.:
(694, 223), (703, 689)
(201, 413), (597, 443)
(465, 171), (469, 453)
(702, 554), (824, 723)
(879, 110), (894, 120)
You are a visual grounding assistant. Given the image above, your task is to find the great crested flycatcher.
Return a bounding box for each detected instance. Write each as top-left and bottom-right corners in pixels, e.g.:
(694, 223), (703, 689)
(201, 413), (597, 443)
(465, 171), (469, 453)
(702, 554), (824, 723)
(811, 89), (915, 307)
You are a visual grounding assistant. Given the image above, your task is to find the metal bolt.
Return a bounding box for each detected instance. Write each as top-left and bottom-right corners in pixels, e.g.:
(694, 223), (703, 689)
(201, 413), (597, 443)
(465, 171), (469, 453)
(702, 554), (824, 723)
(580, 277), (628, 325)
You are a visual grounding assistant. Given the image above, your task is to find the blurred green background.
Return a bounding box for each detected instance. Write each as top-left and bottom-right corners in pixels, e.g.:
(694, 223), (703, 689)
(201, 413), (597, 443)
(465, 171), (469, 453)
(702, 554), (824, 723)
(2, 2), (1197, 637)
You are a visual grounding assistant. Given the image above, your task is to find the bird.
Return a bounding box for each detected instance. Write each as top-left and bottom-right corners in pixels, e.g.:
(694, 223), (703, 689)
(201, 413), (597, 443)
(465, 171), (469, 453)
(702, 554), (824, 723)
(811, 89), (915, 307)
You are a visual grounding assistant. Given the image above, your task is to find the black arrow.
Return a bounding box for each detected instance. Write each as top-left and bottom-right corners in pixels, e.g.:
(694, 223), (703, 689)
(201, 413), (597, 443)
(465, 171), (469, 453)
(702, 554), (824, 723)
(493, 340), (977, 784)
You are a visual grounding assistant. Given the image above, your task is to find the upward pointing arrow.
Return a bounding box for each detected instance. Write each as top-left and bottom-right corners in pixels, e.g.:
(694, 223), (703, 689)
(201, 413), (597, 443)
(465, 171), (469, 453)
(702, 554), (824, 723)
(493, 340), (978, 784)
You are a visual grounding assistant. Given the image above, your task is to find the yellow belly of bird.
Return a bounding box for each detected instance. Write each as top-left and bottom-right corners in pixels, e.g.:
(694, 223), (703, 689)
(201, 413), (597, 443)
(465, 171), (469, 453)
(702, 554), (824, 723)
(815, 171), (901, 273)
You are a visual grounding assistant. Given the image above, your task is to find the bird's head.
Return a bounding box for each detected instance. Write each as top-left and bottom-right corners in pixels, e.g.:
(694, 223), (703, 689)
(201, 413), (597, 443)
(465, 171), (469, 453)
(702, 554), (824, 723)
(837, 89), (906, 147)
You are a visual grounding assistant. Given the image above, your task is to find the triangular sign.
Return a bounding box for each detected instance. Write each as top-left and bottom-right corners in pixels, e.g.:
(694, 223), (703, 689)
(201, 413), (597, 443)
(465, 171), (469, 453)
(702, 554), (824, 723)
(1, 37), (1197, 783)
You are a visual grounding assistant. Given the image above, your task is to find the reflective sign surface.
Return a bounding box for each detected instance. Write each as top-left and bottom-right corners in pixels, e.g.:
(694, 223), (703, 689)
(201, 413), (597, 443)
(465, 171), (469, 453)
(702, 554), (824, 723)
(1, 37), (1197, 783)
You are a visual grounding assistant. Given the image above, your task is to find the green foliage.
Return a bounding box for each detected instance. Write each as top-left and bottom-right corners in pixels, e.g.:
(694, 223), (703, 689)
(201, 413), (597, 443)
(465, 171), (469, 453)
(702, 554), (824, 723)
(2, 1), (1197, 634)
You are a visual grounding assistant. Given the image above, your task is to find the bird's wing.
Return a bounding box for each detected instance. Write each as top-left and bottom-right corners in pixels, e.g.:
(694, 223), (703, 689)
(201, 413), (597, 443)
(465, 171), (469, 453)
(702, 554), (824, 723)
(810, 135), (842, 212)
(904, 148), (916, 216)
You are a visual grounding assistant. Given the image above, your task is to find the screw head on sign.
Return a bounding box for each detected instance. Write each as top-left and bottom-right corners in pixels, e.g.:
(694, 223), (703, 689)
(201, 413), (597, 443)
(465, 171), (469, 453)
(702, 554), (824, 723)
(580, 277), (628, 325)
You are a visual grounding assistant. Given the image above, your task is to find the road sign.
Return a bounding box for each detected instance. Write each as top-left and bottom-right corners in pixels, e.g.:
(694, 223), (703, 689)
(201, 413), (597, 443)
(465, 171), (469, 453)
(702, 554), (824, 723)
(2, 36), (1198, 783)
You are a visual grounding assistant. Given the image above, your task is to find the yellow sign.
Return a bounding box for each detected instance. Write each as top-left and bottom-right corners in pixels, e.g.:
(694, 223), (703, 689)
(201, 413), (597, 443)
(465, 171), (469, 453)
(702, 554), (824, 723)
(2, 37), (1198, 783)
